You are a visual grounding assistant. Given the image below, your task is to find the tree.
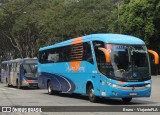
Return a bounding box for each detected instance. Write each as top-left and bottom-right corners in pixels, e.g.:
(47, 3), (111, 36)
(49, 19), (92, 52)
(0, 0), (34, 59)
(119, 0), (160, 52)
(39, 0), (116, 39)
(0, 0), (116, 61)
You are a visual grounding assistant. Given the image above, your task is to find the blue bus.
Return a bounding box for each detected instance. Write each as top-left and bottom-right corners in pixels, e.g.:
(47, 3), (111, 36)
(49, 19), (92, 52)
(38, 34), (151, 102)
(1, 58), (38, 88)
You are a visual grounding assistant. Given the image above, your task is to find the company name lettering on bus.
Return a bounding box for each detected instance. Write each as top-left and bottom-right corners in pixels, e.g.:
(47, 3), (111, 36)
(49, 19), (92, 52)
(115, 46), (147, 54)
(66, 63), (85, 72)
(114, 45), (127, 51)
(130, 47), (147, 55)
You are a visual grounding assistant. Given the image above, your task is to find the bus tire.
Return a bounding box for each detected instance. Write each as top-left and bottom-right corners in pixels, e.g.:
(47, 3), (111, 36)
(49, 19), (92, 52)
(122, 98), (132, 103)
(36, 86), (40, 89)
(47, 81), (54, 95)
(6, 78), (10, 87)
(16, 79), (21, 89)
(6, 78), (8, 86)
(87, 84), (98, 102)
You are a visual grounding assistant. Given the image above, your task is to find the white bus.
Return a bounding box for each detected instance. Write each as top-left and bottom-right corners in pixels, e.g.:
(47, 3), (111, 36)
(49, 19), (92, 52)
(1, 58), (38, 88)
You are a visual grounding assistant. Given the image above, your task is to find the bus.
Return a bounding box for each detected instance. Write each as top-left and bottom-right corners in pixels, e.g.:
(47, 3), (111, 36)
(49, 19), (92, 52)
(38, 34), (151, 102)
(1, 60), (11, 84)
(1, 58), (38, 88)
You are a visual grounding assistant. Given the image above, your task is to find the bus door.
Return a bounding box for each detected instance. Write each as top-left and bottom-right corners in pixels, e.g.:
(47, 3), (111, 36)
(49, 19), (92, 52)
(10, 63), (18, 86)
(19, 64), (24, 83)
(7, 64), (12, 85)
(16, 63), (21, 85)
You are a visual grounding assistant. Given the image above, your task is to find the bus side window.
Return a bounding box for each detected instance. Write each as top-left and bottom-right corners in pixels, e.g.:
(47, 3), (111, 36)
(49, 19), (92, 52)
(13, 63), (16, 72)
(16, 64), (20, 73)
(83, 42), (93, 64)
(93, 41), (105, 73)
(11, 63), (14, 72)
(47, 48), (59, 63)
(63, 45), (71, 62)
(39, 51), (49, 63)
(48, 53), (59, 62)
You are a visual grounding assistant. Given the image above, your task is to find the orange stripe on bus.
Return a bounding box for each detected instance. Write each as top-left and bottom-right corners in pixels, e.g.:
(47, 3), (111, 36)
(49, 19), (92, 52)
(70, 37), (83, 72)
(72, 37), (83, 45)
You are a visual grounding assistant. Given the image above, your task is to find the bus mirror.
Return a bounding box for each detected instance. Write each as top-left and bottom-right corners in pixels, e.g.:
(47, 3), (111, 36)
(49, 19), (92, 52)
(148, 50), (159, 64)
(98, 47), (111, 63)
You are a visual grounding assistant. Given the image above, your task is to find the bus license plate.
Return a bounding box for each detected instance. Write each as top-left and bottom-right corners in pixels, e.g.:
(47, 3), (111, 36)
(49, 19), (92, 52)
(129, 93), (137, 96)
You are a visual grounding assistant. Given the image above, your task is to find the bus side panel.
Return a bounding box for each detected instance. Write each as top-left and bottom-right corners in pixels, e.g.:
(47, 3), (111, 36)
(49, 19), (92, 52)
(38, 72), (45, 89)
(38, 61), (100, 95)
(1, 70), (8, 83)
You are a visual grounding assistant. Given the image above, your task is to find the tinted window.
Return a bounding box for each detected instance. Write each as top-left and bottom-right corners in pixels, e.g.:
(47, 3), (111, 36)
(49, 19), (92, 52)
(83, 42), (93, 64)
(39, 42), (93, 64)
(93, 41), (106, 74)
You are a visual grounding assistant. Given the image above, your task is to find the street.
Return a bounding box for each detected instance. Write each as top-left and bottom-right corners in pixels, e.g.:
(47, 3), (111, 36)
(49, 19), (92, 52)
(0, 76), (160, 115)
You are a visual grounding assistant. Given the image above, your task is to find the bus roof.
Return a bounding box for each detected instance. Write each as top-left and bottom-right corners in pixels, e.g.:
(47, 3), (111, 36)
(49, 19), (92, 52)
(1, 58), (37, 64)
(2, 60), (12, 64)
(39, 34), (145, 51)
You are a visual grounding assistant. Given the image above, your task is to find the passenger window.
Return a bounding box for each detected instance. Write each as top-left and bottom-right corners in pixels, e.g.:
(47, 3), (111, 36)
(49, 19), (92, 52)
(93, 41), (107, 75)
(83, 42), (93, 64)
(16, 64), (20, 73)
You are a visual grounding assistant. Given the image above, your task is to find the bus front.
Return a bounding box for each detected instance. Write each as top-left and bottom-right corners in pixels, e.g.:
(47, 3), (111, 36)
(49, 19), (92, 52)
(94, 41), (151, 102)
(21, 60), (38, 88)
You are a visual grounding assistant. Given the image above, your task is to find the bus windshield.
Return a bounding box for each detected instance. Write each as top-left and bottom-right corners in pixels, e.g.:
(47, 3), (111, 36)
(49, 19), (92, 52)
(23, 64), (37, 79)
(96, 44), (150, 82)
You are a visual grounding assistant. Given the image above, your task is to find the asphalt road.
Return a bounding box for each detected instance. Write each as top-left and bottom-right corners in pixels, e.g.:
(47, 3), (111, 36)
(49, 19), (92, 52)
(0, 76), (160, 115)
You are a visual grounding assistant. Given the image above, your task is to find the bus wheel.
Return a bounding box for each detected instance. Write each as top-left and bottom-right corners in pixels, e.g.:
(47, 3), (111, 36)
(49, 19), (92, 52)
(48, 81), (53, 95)
(122, 98), (132, 103)
(16, 80), (21, 89)
(6, 78), (10, 87)
(36, 86), (40, 89)
(6, 78), (8, 86)
(88, 85), (97, 102)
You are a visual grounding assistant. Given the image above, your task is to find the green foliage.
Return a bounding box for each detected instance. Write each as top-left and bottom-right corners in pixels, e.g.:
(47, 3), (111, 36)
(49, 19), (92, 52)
(0, 0), (116, 60)
(119, 0), (160, 52)
(1, 0), (160, 61)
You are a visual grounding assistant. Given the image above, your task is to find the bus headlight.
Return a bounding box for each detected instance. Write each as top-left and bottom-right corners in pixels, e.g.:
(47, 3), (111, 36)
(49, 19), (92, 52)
(106, 81), (118, 88)
(112, 84), (118, 88)
(145, 84), (151, 88)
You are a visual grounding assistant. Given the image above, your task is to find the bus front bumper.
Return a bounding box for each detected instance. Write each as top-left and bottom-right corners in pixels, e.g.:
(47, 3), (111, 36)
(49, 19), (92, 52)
(100, 84), (151, 98)
(22, 80), (38, 87)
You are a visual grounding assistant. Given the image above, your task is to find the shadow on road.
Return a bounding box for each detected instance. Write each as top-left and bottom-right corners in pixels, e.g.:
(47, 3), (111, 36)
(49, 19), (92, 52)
(4, 85), (40, 90)
(42, 92), (158, 105)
